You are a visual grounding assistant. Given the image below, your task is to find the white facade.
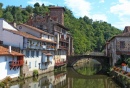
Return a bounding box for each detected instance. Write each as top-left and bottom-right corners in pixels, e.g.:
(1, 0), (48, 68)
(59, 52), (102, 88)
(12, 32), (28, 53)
(17, 25), (40, 38)
(2, 30), (23, 49)
(0, 19), (23, 49)
(23, 50), (42, 71)
(0, 19), (17, 31)
(0, 56), (20, 80)
(16, 25), (55, 42)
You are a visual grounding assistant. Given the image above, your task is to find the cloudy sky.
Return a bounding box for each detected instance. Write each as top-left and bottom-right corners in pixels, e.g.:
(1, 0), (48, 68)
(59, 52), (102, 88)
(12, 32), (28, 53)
(1, 0), (130, 30)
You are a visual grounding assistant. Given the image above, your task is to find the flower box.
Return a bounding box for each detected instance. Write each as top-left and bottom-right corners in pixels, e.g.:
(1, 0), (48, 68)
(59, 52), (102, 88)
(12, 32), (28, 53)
(122, 66), (130, 72)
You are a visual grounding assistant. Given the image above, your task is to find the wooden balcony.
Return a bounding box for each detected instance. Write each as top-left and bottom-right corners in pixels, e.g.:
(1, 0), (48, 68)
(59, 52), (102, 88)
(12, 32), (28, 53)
(9, 60), (24, 67)
(55, 61), (66, 67)
(60, 38), (69, 43)
(9, 58), (24, 70)
(46, 45), (55, 50)
(59, 46), (68, 50)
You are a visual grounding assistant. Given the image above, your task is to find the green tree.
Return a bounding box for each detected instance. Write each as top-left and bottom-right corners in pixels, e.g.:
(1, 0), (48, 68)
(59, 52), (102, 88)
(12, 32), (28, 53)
(3, 12), (14, 22)
(34, 2), (40, 7)
(0, 3), (3, 17)
(26, 5), (33, 13)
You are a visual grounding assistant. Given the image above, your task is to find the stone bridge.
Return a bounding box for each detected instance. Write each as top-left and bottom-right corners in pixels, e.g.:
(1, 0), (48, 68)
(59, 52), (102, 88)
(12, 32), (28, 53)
(67, 55), (109, 67)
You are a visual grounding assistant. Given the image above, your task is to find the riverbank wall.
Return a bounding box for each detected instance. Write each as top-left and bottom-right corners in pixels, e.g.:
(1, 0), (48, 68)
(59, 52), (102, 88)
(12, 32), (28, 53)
(110, 71), (130, 88)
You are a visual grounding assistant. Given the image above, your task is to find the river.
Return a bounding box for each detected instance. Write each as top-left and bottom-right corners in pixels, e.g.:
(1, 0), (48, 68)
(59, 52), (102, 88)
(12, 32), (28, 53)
(10, 59), (121, 88)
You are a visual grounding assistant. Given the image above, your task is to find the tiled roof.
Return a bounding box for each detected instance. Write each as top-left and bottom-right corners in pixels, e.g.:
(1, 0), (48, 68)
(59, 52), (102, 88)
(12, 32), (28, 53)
(4, 28), (56, 44)
(117, 32), (130, 37)
(0, 45), (23, 56)
(49, 7), (65, 11)
(123, 26), (130, 33)
(107, 32), (130, 42)
(18, 24), (54, 36)
(55, 23), (69, 31)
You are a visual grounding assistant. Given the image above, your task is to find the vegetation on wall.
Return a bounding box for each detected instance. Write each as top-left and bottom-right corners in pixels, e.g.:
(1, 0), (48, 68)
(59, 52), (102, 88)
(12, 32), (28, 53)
(0, 2), (122, 54)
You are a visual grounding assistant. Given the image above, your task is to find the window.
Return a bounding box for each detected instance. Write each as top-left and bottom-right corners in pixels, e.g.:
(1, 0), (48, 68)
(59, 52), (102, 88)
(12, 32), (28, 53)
(35, 61), (37, 67)
(29, 62), (31, 68)
(47, 56), (49, 62)
(5, 56), (7, 61)
(120, 41), (125, 49)
(31, 51), (34, 57)
(26, 50), (30, 57)
(36, 51), (39, 57)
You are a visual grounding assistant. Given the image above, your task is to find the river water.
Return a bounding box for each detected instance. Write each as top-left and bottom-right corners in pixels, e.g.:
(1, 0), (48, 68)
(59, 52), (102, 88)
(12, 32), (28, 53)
(10, 59), (121, 88)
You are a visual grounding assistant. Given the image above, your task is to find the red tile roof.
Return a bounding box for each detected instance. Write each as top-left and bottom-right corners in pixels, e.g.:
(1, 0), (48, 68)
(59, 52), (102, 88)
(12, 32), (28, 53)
(4, 28), (56, 44)
(18, 24), (54, 36)
(0, 45), (23, 56)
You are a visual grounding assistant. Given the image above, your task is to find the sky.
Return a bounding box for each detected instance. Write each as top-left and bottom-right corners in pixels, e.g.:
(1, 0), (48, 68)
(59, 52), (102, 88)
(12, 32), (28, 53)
(0, 0), (130, 30)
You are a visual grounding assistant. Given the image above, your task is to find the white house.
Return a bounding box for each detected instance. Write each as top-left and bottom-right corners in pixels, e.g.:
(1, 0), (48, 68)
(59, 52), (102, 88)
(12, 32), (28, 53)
(0, 18), (23, 49)
(16, 24), (56, 72)
(0, 45), (24, 80)
(0, 19), (56, 77)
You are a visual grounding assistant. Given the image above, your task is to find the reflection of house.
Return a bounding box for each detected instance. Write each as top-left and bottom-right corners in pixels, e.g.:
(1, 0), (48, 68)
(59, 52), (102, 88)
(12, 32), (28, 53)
(39, 76), (53, 88)
(105, 26), (130, 66)
(26, 6), (73, 67)
(0, 45), (24, 80)
(53, 72), (67, 88)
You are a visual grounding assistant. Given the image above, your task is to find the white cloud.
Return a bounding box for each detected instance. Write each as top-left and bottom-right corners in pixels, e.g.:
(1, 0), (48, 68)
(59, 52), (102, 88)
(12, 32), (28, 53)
(99, 0), (105, 3)
(64, 0), (91, 17)
(27, 0), (53, 6)
(110, 0), (130, 29)
(110, 0), (130, 16)
(91, 14), (107, 21)
(113, 17), (130, 30)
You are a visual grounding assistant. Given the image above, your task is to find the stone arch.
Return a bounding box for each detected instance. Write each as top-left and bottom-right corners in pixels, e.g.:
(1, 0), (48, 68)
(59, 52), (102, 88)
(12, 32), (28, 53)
(67, 55), (109, 67)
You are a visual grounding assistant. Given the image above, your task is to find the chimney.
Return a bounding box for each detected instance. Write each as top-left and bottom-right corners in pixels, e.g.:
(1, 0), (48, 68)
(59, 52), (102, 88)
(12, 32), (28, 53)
(13, 23), (16, 27)
(9, 46), (11, 53)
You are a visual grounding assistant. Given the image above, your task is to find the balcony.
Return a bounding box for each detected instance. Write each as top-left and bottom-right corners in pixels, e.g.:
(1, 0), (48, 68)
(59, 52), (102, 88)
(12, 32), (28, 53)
(55, 61), (66, 67)
(9, 60), (24, 70)
(42, 60), (52, 65)
(46, 45), (55, 50)
(59, 46), (68, 50)
(60, 38), (69, 43)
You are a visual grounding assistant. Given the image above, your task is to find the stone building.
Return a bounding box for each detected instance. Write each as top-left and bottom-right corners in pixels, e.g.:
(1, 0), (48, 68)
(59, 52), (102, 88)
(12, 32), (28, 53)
(105, 26), (130, 66)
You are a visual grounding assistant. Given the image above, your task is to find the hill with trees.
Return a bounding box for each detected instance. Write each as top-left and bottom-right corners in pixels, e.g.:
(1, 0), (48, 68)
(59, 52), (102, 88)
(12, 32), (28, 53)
(0, 2), (122, 54)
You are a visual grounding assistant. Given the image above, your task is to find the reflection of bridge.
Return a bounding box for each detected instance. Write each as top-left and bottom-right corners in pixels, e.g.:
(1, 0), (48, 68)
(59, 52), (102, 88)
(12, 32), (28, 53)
(67, 68), (120, 88)
(67, 67), (106, 79)
(67, 55), (109, 67)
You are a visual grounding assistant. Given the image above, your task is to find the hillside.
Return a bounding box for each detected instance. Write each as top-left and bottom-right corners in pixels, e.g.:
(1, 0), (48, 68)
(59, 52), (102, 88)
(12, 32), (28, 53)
(0, 3), (122, 54)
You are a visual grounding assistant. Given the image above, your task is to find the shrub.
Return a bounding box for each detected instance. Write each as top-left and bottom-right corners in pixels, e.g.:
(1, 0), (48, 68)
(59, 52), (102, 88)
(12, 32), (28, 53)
(6, 76), (12, 81)
(0, 82), (5, 87)
(33, 70), (38, 76)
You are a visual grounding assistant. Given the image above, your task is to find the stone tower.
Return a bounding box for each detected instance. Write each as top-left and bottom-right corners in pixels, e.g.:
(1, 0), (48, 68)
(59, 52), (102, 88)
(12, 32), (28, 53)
(49, 7), (65, 25)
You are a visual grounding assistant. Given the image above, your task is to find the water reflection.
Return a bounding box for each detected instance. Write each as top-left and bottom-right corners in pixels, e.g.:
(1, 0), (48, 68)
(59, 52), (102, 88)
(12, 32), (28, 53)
(73, 59), (102, 75)
(10, 62), (121, 88)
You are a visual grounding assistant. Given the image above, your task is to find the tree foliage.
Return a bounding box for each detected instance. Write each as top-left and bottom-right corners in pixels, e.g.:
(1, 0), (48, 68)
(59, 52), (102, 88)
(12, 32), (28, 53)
(1, 3), (122, 54)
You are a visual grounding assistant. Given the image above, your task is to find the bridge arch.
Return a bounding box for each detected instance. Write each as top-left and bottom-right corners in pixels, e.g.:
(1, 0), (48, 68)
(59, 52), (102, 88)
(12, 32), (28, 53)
(67, 55), (109, 67)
